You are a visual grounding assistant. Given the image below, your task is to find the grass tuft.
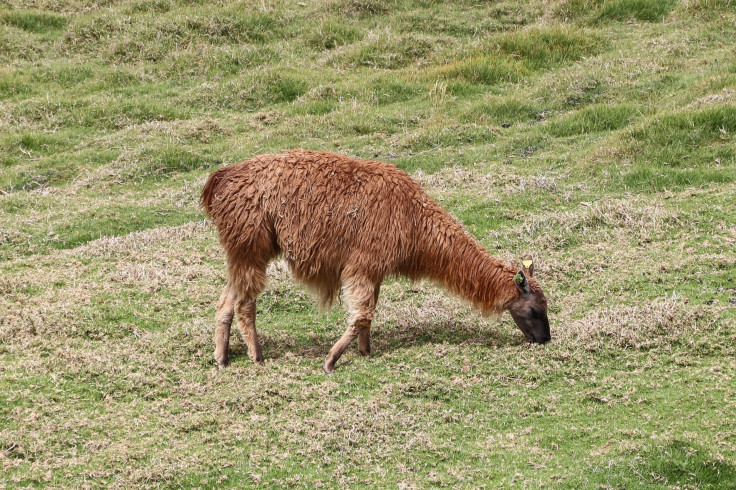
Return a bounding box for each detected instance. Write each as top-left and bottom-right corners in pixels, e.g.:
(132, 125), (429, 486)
(680, 0), (734, 11)
(329, 0), (397, 16)
(462, 97), (544, 125)
(183, 12), (281, 44)
(308, 19), (363, 50)
(330, 29), (434, 69)
(436, 56), (526, 85)
(557, 0), (679, 23)
(546, 104), (637, 136)
(126, 0), (172, 14)
(435, 26), (600, 86)
(0, 10), (66, 34)
(372, 78), (422, 105)
(495, 26), (602, 70)
(596, 0), (679, 22)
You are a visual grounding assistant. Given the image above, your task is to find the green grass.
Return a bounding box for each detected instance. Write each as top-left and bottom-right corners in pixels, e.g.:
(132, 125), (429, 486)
(435, 26), (601, 86)
(1, 10), (66, 35)
(546, 104), (637, 136)
(558, 0), (681, 23)
(308, 18), (364, 50)
(596, 0), (680, 23)
(1, 0), (736, 487)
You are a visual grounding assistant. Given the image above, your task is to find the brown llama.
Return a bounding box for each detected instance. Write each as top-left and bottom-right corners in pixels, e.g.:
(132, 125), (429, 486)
(201, 149), (550, 373)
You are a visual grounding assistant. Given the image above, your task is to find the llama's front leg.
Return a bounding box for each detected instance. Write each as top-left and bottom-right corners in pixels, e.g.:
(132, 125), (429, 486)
(236, 297), (264, 365)
(357, 328), (370, 357)
(324, 278), (376, 373)
(214, 283), (236, 369)
(357, 283), (381, 357)
(323, 322), (366, 374)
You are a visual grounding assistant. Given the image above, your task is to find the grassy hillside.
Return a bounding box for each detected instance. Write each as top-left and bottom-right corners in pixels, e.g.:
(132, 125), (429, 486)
(1, 0), (735, 487)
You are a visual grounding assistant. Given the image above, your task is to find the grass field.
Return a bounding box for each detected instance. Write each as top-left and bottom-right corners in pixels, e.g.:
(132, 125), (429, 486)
(1, 0), (736, 487)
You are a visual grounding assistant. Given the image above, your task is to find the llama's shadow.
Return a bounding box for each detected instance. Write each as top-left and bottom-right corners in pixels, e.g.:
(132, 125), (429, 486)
(227, 318), (527, 364)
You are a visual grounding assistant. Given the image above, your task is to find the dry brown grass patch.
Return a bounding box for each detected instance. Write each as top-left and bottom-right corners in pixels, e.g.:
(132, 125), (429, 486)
(513, 196), (683, 248)
(687, 89), (736, 109)
(412, 165), (519, 194)
(559, 295), (710, 351)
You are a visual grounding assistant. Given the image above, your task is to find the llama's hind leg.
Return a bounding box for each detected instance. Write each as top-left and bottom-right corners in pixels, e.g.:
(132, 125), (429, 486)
(357, 329), (370, 357)
(235, 296), (263, 365)
(323, 278), (377, 373)
(231, 260), (269, 365)
(357, 283), (381, 357)
(214, 282), (236, 369)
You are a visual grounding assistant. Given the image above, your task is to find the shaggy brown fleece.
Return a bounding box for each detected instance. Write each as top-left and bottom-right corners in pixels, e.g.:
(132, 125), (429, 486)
(202, 149), (548, 372)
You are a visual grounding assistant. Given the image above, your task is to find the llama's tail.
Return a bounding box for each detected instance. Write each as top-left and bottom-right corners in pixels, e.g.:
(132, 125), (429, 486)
(200, 166), (231, 218)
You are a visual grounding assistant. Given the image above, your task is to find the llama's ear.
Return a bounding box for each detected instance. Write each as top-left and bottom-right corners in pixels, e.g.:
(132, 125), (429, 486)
(522, 255), (534, 278)
(513, 269), (530, 293)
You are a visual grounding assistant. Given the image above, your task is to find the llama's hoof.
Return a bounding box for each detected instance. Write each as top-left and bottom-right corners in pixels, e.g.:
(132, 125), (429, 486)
(358, 348), (371, 357)
(215, 352), (228, 369)
(322, 362), (335, 375)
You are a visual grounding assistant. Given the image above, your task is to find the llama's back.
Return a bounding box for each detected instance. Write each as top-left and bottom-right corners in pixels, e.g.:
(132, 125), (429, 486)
(202, 150), (438, 305)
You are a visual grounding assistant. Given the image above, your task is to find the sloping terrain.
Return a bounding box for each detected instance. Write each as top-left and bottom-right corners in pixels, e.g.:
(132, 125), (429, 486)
(1, 0), (735, 487)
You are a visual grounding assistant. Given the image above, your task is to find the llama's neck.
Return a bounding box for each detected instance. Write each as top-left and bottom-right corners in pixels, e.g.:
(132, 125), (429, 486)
(411, 215), (520, 314)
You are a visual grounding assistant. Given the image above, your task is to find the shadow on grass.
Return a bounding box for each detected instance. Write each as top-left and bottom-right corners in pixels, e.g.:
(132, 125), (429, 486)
(588, 440), (736, 488)
(228, 318), (526, 363)
(642, 440), (736, 487)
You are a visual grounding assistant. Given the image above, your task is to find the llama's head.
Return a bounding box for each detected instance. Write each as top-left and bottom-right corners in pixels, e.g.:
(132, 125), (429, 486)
(508, 256), (550, 344)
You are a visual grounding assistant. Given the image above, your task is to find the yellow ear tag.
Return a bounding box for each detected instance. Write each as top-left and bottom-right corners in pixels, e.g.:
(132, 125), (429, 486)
(522, 259), (533, 268)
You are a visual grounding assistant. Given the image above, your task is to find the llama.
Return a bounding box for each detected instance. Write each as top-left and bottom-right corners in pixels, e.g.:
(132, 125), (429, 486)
(201, 149), (550, 373)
